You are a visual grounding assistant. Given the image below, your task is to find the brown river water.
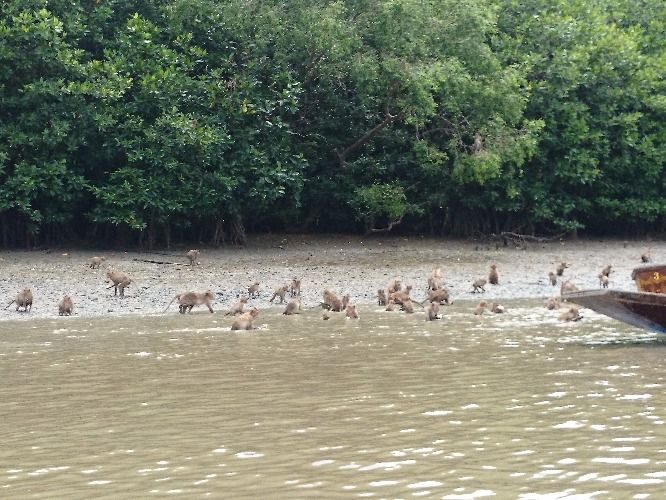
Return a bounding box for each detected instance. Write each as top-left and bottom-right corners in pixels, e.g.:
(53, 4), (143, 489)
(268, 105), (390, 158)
(2, 302), (666, 499)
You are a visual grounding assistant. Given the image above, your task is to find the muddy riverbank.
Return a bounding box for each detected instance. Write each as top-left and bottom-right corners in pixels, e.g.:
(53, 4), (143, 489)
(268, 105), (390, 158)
(0, 234), (660, 321)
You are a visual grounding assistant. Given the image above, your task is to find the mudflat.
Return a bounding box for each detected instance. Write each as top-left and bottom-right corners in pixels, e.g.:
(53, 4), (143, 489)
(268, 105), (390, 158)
(0, 234), (659, 321)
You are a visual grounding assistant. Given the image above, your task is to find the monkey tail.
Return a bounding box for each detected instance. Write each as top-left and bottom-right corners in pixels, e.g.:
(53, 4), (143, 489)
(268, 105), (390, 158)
(162, 295), (179, 313)
(4, 299), (15, 310)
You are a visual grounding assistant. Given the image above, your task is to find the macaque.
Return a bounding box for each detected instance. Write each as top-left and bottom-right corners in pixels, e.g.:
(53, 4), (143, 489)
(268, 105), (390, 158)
(556, 262), (569, 277)
(559, 307), (581, 322)
(322, 289), (344, 312)
(599, 273), (609, 288)
(472, 279), (487, 293)
(269, 284), (289, 304)
(641, 251), (652, 263)
(425, 301), (440, 321)
(600, 265), (613, 277)
(58, 295), (74, 316)
(89, 256), (106, 269)
(5, 288), (33, 312)
(474, 301), (487, 315)
(388, 279), (402, 294)
(224, 297), (248, 316)
(289, 278), (302, 297)
(488, 264), (499, 285)
(186, 249), (200, 266)
(322, 311), (330, 320)
(389, 285), (412, 305)
(164, 290), (215, 314)
(283, 298), (302, 315)
(377, 288), (388, 306)
(561, 280), (578, 295)
(342, 294), (351, 309)
(426, 287), (451, 305)
(428, 267), (443, 291)
(401, 299), (415, 314)
(548, 271), (557, 286)
(489, 302), (506, 314)
(385, 300), (397, 312)
(106, 270), (132, 297)
(231, 307), (260, 330)
(345, 304), (359, 319)
(472, 132), (483, 154)
(248, 282), (260, 298)
(545, 297), (560, 310)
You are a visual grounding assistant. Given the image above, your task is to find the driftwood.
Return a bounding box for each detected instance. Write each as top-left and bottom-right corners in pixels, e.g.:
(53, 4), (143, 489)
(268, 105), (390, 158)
(500, 232), (566, 244)
(365, 216), (404, 235)
(132, 258), (178, 265)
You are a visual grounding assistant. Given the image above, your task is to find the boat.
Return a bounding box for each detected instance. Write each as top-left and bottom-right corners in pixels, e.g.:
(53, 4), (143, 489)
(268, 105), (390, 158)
(563, 264), (666, 334)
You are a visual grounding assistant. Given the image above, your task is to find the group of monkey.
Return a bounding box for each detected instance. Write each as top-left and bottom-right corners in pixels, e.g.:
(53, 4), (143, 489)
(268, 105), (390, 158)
(3, 247), (651, 327)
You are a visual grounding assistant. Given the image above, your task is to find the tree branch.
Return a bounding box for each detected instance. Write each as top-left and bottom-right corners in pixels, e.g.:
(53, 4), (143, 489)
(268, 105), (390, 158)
(335, 111), (402, 168)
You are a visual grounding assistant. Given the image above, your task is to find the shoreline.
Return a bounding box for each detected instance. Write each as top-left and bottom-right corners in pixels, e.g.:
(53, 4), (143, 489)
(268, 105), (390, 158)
(0, 235), (658, 322)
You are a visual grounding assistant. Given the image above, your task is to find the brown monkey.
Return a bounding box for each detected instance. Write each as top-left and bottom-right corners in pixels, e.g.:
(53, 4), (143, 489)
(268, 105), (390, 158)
(322, 311), (330, 320)
(248, 281), (260, 298)
(283, 298), (302, 315)
(231, 307), (260, 330)
(428, 267), (443, 291)
(545, 297), (560, 310)
(269, 284), (289, 304)
(385, 300), (397, 312)
(163, 290), (215, 314)
(224, 297), (248, 316)
(401, 299), (415, 314)
(89, 256), (106, 269)
(641, 251), (652, 263)
(58, 295), (74, 316)
(377, 288), (388, 306)
(599, 273), (609, 288)
(341, 294), (351, 309)
(389, 285), (412, 305)
(488, 264), (499, 285)
(474, 301), (487, 315)
(388, 279), (402, 294)
(425, 301), (440, 321)
(489, 302), (506, 313)
(322, 289), (344, 312)
(559, 307), (581, 322)
(426, 287), (451, 305)
(556, 262), (569, 276)
(472, 132), (483, 154)
(106, 270), (132, 297)
(561, 280), (578, 295)
(345, 304), (359, 319)
(5, 288), (33, 312)
(289, 278), (301, 297)
(472, 279), (487, 293)
(548, 271), (557, 286)
(186, 249), (200, 266)
(600, 265), (613, 277)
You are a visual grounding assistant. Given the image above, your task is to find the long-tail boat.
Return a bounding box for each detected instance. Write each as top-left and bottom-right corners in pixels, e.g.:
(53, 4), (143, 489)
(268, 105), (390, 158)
(563, 264), (666, 333)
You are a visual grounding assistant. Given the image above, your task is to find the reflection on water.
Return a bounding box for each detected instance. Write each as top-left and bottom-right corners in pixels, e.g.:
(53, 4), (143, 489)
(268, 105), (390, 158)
(1, 301), (665, 498)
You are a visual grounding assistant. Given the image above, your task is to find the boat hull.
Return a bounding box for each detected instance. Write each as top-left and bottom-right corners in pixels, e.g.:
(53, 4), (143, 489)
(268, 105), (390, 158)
(564, 289), (666, 334)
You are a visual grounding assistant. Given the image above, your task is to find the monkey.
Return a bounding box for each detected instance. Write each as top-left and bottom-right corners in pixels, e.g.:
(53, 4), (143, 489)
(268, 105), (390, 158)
(428, 267), (443, 291)
(345, 304), (359, 319)
(388, 279), (402, 294)
(401, 299), (415, 313)
(283, 298), (302, 315)
(559, 307), (581, 322)
(472, 278), (487, 293)
(385, 299), (397, 312)
(472, 132), (483, 154)
(322, 289), (344, 312)
(474, 301), (487, 315)
(641, 250), (652, 263)
(425, 301), (440, 321)
(58, 295), (74, 316)
(556, 262), (569, 277)
(248, 282), (260, 298)
(389, 285), (412, 305)
(163, 290), (215, 314)
(5, 288), (33, 312)
(548, 271), (557, 286)
(545, 297), (560, 310)
(106, 270), (132, 297)
(231, 307), (260, 330)
(269, 284), (289, 304)
(89, 256), (106, 269)
(561, 280), (578, 295)
(224, 297), (248, 316)
(489, 302), (506, 314)
(488, 264), (499, 285)
(425, 287), (451, 305)
(599, 273), (609, 288)
(322, 311), (330, 320)
(186, 249), (200, 266)
(377, 288), (388, 306)
(600, 265), (613, 277)
(341, 294), (351, 309)
(289, 278), (302, 297)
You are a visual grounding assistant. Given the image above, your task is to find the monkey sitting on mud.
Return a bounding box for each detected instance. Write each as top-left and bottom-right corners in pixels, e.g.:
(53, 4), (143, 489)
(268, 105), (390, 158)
(425, 287), (451, 305)
(106, 270), (132, 297)
(345, 304), (359, 319)
(427, 267), (443, 291)
(58, 295), (74, 316)
(269, 284), (290, 304)
(388, 279), (402, 294)
(164, 290), (215, 314)
(89, 256), (106, 269)
(389, 285), (413, 306)
(488, 264), (499, 285)
(283, 298), (302, 315)
(377, 289), (388, 306)
(548, 271), (557, 286)
(248, 282), (260, 298)
(425, 301), (440, 321)
(556, 261), (569, 277)
(186, 249), (200, 266)
(559, 307), (582, 322)
(231, 307), (260, 330)
(289, 278), (301, 297)
(474, 301), (487, 315)
(224, 297), (248, 316)
(321, 289), (345, 312)
(545, 297), (560, 310)
(5, 288), (33, 312)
